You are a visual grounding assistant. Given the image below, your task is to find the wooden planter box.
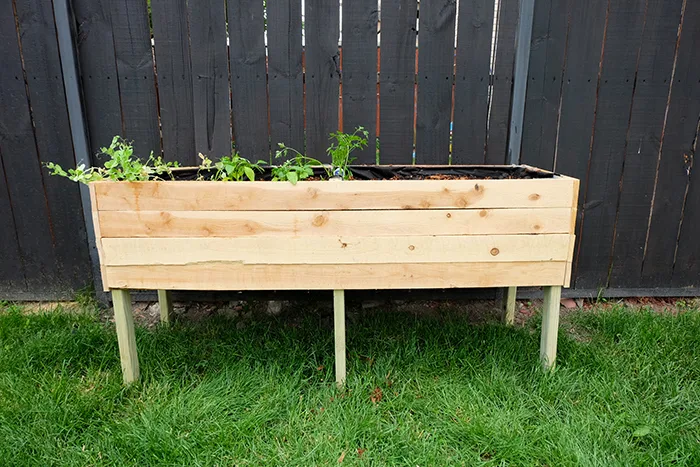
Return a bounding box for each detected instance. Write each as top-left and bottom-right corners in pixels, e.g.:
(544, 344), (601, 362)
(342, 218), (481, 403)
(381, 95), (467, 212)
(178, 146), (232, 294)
(89, 166), (579, 384)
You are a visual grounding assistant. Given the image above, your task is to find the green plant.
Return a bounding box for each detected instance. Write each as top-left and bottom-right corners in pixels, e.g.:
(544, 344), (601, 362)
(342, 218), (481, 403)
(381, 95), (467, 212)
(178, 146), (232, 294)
(212, 152), (266, 181)
(272, 143), (325, 184)
(45, 136), (179, 184)
(327, 126), (369, 179)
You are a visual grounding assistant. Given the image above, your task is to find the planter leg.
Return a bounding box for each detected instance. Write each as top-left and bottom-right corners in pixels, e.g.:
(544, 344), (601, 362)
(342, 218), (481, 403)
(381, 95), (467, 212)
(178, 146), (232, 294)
(540, 286), (561, 371)
(333, 290), (346, 386)
(503, 286), (517, 325)
(111, 289), (140, 384)
(157, 290), (173, 325)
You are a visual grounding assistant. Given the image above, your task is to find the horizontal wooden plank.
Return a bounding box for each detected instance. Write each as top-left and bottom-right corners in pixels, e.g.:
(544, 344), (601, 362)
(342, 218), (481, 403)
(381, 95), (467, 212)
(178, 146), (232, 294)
(103, 261), (570, 290)
(98, 208), (575, 238)
(101, 234), (572, 266)
(92, 178), (578, 211)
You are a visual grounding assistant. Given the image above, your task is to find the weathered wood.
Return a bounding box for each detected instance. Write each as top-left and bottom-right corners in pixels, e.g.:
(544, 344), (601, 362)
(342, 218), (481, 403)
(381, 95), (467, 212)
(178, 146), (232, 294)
(341, 0), (379, 163)
(228, 0), (269, 161)
(609, 0), (684, 288)
(111, 288), (140, 384)
(104, 261), (569, 291)
(101, 234), (572, 266)
(452, 0), (495, 164)
(157, 290), (173, 325)
(415, 0), (456, 164)
(305, 0), (340, 159)
(333, 290), (346, 386)
(267, 0), (304, 154)
(521, 0), (570, 170)
(92, 178), (578, 211)
(108, 0), (161, 157)
(575, 0), (648, 290)
(503, 286), (517, 325)
(187, 0), (231, 158)
(0, 147), (25, 293)
(98, 208), (575, 238)
(378, 0), (418, 164)
(540, 285), (561, 370)
(151, 0), (196, 165)
(486, 0), (518, 164)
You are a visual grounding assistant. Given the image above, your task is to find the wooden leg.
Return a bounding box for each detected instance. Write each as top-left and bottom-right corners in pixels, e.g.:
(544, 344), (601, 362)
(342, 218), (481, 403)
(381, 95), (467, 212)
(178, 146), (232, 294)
(333, 290), (346, 386)
(503, 286), (517, 325)
(111, 289), (140, 384)
(540, 286), (562, 370)
(157, 290), (173, 325)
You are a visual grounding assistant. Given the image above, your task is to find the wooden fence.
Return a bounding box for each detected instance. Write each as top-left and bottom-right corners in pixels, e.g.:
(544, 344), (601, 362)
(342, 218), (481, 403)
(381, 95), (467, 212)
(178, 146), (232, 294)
(0, 0), (699, 299)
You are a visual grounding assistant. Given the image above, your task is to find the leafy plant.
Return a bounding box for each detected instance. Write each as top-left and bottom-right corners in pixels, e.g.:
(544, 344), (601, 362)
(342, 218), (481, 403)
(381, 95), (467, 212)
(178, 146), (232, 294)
(45, 136), (179, 184)
(327, 126), (369, 179)
(212, 152), (266, 181)
(272, 143), (325, 184)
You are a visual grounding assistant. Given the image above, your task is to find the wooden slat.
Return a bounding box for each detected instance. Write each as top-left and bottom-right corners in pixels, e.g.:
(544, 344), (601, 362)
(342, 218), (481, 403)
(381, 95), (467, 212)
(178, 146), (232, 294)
(151, 0), (197, 165)
(71, 0), (122, 158)
(305, 0), (340, 159)
(648, 0), (700, 287)
(92, 178), (578, 211)
(452, 0), (495, 164)
(485, 0), (518, 164)
(89, 184), (108, 284)
(575, 0), (647, 290)
(609, 0), (684, 288)
(108, 0), (161, 157)
(187, 0), (231, 158)
(228, 0), (270, 161)
(104, 261), (570, 290)
(267, 0), (304, 154)
(101, 234), (572, 266)
(415, 0), (456, 164)
(0, 146), (25, 293)
(521, 0), (570, 170)
(98, 207), (575, 238)
(378, 0), (418, 164)
(341, 0), (379, 163)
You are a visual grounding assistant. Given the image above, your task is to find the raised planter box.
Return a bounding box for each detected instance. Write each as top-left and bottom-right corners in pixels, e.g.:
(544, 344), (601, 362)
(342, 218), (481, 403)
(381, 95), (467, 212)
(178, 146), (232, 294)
(89, 165), (579, 384)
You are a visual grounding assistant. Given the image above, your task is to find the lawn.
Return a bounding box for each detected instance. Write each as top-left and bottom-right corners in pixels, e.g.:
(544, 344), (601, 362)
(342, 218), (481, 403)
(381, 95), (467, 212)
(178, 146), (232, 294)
(0, 299), (698, 466)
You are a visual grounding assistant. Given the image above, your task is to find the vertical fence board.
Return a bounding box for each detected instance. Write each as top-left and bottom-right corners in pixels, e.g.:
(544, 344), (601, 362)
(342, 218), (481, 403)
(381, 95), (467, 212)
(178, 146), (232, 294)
(452, 0), (494, 164)
(608, 0), (683, 288)
(342, 0), (378, 163)
(485, 0), (518, 164)
(109, 0), (161, 157)
(228, 0), (270, 161)
(267, 0), (304, 155)
(415, 0), (456, 164)
(0, 0), (60, 291)
(379, 0), (418, 164)
(0, 150), (25, 294)
(72, 0), (122, 159)
(13, 0), (92, 290)
(644, 1), (700, 287)
(575, 0), (647, 290)
(520, 0), (569, 170)
(151, 0), (196, 165)
(305, 0), (340, 159)
(187, 0), (231, 159)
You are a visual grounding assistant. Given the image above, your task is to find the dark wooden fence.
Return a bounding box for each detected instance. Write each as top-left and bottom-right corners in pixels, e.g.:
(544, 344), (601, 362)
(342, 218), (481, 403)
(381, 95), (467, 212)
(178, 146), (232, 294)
(1, 0), (699, 299)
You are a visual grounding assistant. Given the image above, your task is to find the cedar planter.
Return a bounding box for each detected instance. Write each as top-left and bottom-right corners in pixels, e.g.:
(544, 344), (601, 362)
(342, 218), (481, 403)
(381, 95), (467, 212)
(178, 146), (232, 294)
(89, 165), (579, 384)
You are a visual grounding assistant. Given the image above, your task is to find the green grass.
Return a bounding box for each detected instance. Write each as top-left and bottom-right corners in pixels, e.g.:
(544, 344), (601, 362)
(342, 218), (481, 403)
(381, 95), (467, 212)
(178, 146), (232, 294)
(0, 301), (698, 466)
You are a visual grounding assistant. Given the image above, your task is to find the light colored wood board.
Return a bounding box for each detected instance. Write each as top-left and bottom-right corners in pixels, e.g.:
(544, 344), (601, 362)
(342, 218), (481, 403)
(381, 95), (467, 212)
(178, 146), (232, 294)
(101, 234), (573, 266)
(540, 285), (562, 370)
(157, 289), (173, 325)
(503, 286), (517, 325)
(333, 289), (346, 386)
(98, 208), (575, 238)
(103, 261), (570, 290)
(89, 184), (108, 290)
(111, 289), (140, 383)
(91, 178), (579, 211)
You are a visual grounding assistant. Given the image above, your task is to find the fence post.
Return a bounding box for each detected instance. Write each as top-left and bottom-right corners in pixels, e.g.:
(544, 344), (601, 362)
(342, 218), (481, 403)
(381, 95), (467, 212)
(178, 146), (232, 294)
(52, 0), (104, 299)
(507, 0), (536, 164)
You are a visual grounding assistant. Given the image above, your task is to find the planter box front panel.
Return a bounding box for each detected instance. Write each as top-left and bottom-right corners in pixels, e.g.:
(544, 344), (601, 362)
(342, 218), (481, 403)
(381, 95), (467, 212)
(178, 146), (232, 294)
(90, 176), (578, 291)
